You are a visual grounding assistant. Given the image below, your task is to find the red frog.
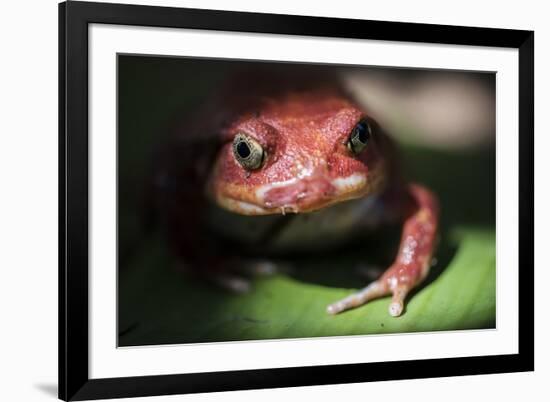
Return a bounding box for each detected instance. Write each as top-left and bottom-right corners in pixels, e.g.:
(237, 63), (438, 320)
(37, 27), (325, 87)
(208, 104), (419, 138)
(151, 67), (439, 317)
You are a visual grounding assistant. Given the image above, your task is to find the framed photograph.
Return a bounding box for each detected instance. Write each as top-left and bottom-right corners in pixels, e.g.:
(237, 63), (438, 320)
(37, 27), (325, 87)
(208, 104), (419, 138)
(59, 1), (534, 400)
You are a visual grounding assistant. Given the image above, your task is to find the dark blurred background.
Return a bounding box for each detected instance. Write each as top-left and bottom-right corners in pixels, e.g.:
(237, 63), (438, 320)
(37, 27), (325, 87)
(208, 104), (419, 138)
(118, 55), (496, 346)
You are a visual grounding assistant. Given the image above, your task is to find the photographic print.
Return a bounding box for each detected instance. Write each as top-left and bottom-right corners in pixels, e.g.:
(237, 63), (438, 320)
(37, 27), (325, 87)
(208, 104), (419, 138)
(117, 56), (496, 347)
(60, 2), (533, 400)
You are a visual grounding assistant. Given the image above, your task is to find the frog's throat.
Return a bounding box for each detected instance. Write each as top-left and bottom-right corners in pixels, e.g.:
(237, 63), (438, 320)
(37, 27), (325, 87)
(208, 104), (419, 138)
(213, 171), (385, 216)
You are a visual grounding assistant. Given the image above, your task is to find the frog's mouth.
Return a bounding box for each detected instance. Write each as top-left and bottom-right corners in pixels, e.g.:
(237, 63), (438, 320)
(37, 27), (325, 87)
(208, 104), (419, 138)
(214, 172), (373, 215)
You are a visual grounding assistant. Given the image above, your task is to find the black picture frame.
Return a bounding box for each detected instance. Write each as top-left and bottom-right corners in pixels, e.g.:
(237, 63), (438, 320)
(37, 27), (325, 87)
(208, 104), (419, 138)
(59, 1), (534, 400)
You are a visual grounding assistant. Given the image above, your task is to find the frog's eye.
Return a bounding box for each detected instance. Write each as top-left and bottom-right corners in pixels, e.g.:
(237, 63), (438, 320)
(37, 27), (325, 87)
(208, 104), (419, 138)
(232, 133), (265, 170)
(347, 118), (371, 155)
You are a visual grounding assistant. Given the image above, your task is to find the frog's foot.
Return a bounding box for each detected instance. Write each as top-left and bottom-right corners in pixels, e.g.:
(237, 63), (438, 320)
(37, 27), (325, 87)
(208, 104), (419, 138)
(211, 273), (251, 294)
(326, 280), (411, 317)
(174, 261), (252, 294)
(209, 260), (284, 293)
(239, 260), (280, 276)
(326, 266), (415, 317)
(175, 259), (282, 294)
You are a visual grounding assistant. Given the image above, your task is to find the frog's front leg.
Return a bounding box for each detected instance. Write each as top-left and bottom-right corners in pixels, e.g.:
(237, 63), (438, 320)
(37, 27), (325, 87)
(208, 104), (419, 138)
(327, 184), (438, 317)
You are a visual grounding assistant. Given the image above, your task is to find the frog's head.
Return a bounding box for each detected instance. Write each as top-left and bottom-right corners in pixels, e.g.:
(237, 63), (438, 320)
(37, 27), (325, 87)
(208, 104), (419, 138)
(207, 88), (388, 215)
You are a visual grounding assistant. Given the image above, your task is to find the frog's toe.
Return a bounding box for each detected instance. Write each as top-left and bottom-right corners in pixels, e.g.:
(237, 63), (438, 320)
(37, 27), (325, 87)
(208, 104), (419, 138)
(326, 282), (388, 315)
(243, 260), (280, 276)
(238, 259), (294, 277)
(212, 274), (251, 294)
(388, 285), (409, 317)
(327, 281), (411, 317)
(388, 301), (403, 317)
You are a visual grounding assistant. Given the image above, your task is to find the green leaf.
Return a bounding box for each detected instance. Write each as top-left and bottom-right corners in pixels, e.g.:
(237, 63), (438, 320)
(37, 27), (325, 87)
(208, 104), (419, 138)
(119, 221), (495, 346)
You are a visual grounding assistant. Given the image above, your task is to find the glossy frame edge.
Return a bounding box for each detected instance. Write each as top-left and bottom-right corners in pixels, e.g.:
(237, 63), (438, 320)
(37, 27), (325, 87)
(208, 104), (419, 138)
(58, 1), (534, 400)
